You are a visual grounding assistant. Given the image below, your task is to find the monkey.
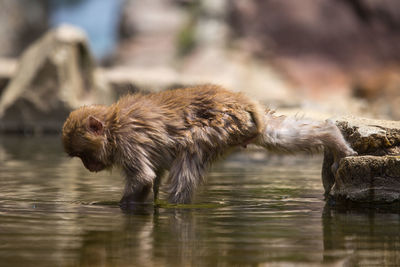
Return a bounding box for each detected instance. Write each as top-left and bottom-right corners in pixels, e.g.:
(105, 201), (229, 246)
(62, 84), (356, 205)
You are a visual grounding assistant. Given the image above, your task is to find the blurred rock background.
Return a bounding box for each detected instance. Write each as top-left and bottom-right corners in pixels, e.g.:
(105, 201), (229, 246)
(1, 0), (400, 133)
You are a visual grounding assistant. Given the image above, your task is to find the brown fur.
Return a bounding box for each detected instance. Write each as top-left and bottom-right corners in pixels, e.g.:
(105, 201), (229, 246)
(62, 84), (356, 205)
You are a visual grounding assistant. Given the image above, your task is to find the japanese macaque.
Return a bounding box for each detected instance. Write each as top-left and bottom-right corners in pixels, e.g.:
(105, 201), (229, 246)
(62, 85), (356, 205)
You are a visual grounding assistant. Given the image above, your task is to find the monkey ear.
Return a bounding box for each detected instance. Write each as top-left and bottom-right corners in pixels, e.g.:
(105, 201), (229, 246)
(87, 116), (104, 135)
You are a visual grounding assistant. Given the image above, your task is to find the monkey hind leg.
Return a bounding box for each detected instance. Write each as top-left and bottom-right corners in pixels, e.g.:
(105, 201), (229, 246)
(167, 152), (207, 204)
(256, 113), (357, 159)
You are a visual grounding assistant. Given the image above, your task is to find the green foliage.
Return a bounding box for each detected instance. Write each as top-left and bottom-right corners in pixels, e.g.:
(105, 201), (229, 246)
(176, 1), (201, 57)
(177, 20), (197, 57)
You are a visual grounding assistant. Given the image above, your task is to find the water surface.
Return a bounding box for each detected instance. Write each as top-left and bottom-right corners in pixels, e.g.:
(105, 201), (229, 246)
(0, 136), (399, 266)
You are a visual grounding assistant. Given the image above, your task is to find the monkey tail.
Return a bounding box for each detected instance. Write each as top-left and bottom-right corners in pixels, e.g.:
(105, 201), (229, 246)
(256, 111), (356, 158)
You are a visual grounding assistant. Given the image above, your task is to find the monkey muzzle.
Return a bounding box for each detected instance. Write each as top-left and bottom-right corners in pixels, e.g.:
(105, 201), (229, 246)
(81, 159), (105, 172)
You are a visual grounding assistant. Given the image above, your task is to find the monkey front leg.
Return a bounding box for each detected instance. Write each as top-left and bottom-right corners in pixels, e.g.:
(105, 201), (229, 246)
(120, 166), (166, 206)
(120, 166), (157, 205)
(120, 180), (153, 204)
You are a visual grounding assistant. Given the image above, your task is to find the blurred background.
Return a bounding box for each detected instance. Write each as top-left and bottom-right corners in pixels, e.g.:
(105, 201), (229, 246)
(2, 2), (400, 266)
(1, 0), (400, 133)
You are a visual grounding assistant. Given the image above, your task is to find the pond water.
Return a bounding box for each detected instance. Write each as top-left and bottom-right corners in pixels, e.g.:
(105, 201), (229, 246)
(0, 136), (399, 266)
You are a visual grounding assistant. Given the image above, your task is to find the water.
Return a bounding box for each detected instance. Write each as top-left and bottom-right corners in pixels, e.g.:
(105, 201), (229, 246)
(0, 136), (400, 266)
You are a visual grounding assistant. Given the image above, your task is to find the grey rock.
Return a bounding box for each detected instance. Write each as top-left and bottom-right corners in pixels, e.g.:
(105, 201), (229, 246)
(333, 156), (400, 203)
(0, 58), (17, 96)
(102, 67), (189, 97)
(323, 116), (400, 203)
(0, 0), (48, 57)
(0, 25), (113, 134)
(336, 116), (400, 155)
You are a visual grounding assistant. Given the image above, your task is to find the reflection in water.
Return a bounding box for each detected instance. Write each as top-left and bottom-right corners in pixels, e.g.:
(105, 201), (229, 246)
(322, 205), (400, 266)
(0, 136), (399, 266)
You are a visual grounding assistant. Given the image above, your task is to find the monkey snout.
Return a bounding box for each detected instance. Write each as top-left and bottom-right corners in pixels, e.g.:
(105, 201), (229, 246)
(81, 159), (105, 172)
(87, 164), (105, 172)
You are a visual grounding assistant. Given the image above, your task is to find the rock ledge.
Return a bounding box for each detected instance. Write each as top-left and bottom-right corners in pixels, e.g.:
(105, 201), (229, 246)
(323, 116), (400, 203)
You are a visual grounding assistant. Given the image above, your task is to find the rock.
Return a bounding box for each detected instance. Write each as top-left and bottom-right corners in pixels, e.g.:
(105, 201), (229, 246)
(115, 0), (187, 67)
(322, 116), (400, 203)
(333, 156), (400, 203)
(353, 68), (400, 120)
(0, 58), (17, 96)
(0, 0), (48, 57)
(102, 66), (191, 97)
(229, 0), (400, 100)
(0, 25), (113, 134)
(337, 116), (400, 155)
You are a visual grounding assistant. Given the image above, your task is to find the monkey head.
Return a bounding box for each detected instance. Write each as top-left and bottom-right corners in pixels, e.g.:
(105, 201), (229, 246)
(62, 107), (113, 172)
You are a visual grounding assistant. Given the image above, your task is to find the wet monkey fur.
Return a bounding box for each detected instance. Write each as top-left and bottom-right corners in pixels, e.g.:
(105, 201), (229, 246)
(62, 85), (356, 205)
